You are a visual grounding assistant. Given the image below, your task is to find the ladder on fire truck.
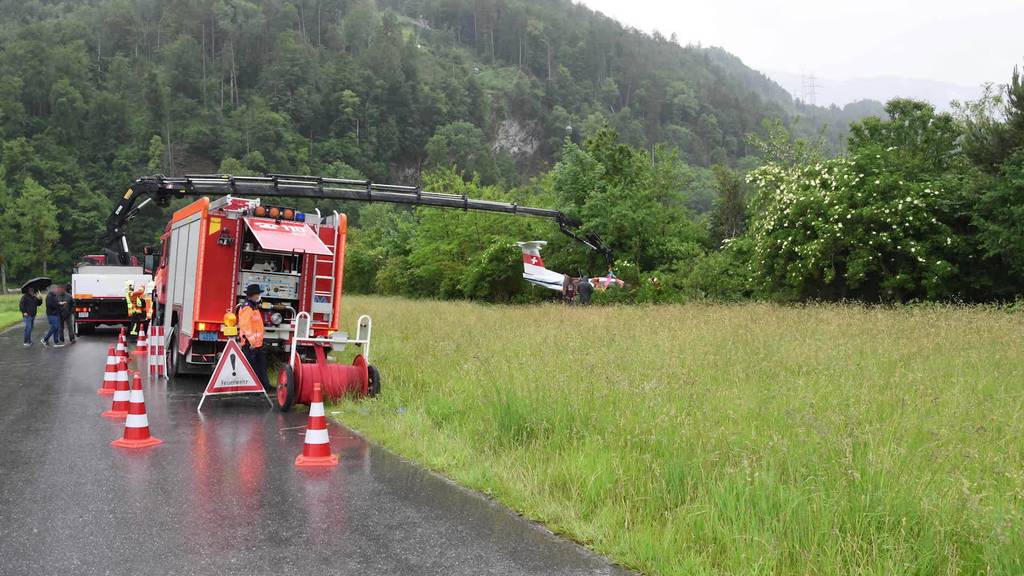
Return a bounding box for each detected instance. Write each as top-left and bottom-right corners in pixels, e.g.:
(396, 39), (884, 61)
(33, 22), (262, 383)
(310, 210), (341, 326)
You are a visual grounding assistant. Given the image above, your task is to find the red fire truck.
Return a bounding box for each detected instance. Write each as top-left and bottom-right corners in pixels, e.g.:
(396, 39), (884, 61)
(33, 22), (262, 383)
(157, 194), (348, 373)
(102, 174), (612, 410)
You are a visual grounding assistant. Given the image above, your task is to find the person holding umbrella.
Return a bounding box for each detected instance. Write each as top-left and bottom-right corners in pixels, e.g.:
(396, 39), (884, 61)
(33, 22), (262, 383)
(19, 278), (46, 347)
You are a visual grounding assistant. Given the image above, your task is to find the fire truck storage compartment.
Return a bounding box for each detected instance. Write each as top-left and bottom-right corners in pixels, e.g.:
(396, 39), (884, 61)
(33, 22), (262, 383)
(239, 226), (308, 306)
(165, 210), (204, 339)
(238, 216), (332, 318)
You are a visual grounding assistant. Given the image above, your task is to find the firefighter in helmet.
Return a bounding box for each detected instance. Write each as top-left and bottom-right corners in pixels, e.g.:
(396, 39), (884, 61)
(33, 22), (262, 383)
(125, 282), (145, 338)
(130, 285), (146, 337)
(238, 283), (269, 390)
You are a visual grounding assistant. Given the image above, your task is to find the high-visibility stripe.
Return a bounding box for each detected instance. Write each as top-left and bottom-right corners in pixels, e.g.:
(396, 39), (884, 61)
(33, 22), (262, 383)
(129, 389), (144, 402)
(113, 390), (130, 401)
(309, 403), (325, 417)
(125, 414), (149, 428)
(304, 428), (329, 444)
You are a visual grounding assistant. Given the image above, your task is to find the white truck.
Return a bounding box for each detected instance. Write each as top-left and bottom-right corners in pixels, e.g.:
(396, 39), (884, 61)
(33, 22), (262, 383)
(71, 256), (152, 334)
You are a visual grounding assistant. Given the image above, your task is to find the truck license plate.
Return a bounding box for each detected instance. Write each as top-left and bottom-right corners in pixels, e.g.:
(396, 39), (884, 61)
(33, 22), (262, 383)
(77, 312), (89, 318)
(198, 331), (218, 342)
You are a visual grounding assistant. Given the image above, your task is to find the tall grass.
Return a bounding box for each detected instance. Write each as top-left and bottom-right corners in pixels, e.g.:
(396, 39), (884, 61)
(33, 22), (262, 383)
(0, 293), (22, 330)
(332, 296), (1024, 575)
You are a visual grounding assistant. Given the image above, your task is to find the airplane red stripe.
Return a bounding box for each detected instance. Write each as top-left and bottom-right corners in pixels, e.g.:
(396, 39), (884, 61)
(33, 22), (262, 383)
(522, 254), (544, 267)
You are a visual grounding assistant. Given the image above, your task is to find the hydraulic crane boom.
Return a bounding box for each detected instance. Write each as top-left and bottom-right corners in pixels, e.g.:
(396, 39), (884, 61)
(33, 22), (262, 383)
(102, 174), (613, 267)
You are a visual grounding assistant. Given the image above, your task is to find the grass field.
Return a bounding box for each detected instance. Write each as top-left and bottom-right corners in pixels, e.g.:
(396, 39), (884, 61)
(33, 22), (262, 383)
(0, 293), (22, 331)
(331, 296), (1024, 575)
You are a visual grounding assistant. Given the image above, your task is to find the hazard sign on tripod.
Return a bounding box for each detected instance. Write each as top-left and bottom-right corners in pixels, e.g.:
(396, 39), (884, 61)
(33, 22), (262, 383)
(198, 339), (273, 412)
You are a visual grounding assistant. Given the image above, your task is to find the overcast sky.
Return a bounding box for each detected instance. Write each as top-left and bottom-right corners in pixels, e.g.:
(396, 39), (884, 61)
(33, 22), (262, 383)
(575, 0), (1023, 90)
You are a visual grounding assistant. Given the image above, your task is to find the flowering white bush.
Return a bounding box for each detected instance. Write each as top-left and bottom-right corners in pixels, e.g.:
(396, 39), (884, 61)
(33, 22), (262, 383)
(747, 149), (958, 301)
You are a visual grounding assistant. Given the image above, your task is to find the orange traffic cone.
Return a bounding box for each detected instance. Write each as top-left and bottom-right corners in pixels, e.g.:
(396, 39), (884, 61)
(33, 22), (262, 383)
(116, 329), (128, 364)
(111, 371), (162, 449)
(295, 383), (338, 467)
(134, 328), (147, 355)
(97, 344), (119, 395)
(102, 365), (132, 419)
(115, 356), (129, 394)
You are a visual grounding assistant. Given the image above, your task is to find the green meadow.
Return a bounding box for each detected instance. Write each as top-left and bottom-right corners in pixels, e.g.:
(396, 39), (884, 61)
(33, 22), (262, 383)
(0, 293), (21, 331)
(332, 295), (1024, 575)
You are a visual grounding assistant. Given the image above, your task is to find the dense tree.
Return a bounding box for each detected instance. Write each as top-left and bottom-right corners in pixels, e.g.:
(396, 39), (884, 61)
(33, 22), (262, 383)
(551, 130), (706, 273)
(425, 121), (502, 184)
(747, 100), (982, 301)
(957, 68), (1024, 173)
(709, 165), (746, 247)
(4, 178), (59, 275)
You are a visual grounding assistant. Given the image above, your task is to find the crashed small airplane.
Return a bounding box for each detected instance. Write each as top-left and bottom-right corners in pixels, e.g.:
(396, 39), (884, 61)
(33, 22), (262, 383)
(517, 241), (624, 299)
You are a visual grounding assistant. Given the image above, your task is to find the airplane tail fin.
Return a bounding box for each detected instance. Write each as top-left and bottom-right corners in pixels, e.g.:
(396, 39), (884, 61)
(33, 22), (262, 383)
(517, 241), (547, 271)
(516, 241), (565, 292)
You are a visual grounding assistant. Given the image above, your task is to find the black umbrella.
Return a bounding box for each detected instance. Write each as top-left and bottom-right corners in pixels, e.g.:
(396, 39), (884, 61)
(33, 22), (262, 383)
(20, 277), (52, 294)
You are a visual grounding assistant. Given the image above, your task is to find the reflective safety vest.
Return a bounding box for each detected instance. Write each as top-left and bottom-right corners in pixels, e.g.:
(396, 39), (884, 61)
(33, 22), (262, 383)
(238, 303), (265, 348)
(126, 291), (143, 313)
(127, 291), (144, 316)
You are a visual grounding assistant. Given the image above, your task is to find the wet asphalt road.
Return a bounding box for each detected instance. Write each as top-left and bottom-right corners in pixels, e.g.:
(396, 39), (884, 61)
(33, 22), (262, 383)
(0, 324), (631, 576)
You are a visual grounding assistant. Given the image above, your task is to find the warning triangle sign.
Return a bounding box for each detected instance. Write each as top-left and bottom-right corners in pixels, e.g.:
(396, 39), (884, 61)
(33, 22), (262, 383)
(198, 339), (273, 412)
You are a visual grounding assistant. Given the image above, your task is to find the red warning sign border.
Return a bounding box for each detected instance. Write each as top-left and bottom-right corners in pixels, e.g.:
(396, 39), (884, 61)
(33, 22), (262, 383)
(197, 339), (273, 412)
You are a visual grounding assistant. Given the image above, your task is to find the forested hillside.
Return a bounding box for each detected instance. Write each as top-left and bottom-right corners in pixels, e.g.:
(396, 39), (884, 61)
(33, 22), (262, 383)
(0, 0), (886, 288)
(7, 1), (1016, 305)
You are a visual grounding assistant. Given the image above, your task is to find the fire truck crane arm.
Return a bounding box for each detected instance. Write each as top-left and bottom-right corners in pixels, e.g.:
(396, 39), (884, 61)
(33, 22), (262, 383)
(102, 174), (613, 266)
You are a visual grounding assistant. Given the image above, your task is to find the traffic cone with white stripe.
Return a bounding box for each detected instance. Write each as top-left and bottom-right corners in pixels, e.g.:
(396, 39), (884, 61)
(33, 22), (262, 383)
(97, 344), (119, 395)
(112, 372), (162, 449)
(102, 363), (131, 419)
(116, 328), (129, 364)
(294, 383), (338, 467)
(134, 326), (147, 355)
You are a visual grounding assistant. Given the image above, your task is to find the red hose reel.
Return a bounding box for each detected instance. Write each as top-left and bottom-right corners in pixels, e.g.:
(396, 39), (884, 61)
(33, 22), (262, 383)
(275, 313), (379, 412)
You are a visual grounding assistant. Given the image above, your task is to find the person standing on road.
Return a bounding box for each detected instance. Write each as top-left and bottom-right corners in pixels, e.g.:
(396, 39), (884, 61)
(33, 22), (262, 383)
(20, 288), (42, 347)
(41, 285), (64, 347)
(238, 283), (269, 390)
(59, 283), (76, 345)
(125, 282), (146, 339)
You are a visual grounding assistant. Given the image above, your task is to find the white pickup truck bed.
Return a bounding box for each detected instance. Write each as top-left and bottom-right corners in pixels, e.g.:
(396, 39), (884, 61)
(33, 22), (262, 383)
(71, 266), (153, 329)
(72, 266), (152, 299)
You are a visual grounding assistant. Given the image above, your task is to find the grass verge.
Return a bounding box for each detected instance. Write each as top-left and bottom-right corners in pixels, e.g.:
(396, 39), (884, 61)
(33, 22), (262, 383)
(0, 294), (22, 331)
(331, 295), (1024, 575)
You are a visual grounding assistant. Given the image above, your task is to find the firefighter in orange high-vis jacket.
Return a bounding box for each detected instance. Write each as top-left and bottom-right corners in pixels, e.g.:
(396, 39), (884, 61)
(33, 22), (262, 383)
(126, 282), (146, 338)
(238, 283), (269, 390)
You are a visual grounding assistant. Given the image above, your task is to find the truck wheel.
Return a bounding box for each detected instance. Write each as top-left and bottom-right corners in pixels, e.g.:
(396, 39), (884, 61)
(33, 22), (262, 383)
(166, 328), (181, 378)
(367, 365), (381, 397)
(276, 364), (297, 412)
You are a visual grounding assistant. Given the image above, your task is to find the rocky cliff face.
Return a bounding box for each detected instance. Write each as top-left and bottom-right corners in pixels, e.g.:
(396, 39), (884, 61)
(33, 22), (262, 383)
(492, 118), (540, 161)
